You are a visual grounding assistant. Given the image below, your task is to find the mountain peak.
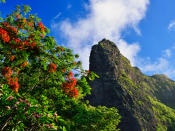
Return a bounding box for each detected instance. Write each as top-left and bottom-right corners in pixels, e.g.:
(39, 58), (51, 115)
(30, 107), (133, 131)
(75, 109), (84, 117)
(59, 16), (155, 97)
(98, 38), (119, 49)
(87, 39), (175, 130)
(90, 39), (133, 80)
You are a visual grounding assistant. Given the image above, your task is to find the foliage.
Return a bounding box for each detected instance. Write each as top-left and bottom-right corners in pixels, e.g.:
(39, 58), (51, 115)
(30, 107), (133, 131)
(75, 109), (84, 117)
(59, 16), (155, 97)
(0, 5), (121, 130)
(0, 0), (5, 3)
(148, 96), (175, 131)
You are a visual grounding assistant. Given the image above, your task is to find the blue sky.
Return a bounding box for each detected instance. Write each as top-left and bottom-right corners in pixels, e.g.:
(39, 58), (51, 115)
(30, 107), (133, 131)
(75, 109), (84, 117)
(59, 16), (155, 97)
(1, 0), (175, 79)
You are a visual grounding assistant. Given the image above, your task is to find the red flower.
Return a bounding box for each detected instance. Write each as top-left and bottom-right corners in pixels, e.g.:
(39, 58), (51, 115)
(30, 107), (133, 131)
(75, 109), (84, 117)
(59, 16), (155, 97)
(23, 18), (27, 23)
(28, 22), (33, 27)
(68, 71), (74, 77)
(61, 69), (66, 73)
(40, 34), (44, 38)
(56, 46), (64, 52)
(23, 40), (29, 46)
(2, 67), (12, 78)
(9, 27), (18, 34)
(62, 71), (78, 98)
(13, 38), (21, 43)
(69, 88), (78, 98)
(16, 40), (29, 50)
(2, 22), (10, 27)
(8, 77), (19, 93)
(48, 63), (56, 73)
(31, 42), (36, 48)
(10, 55), (15, 61)
(56, 46), (60, 50)
(21, 61), (28, 68)
(11, 38), (21, 49)
(16, 18), (26, 29)
(17, 43), (24, 50)
(2, 22), (18, 33)
(38, 22), (45, 32)
(0, 27), (10, 43)
(16, 14), (20, 18)
(61, 48), (64, 52)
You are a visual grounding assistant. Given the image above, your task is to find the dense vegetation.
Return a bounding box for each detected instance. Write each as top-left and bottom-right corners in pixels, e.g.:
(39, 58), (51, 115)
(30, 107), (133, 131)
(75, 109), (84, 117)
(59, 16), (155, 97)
(2, 1), (175, 131)
(119, 53), (175, 130)
(0, 4), (121, 130)
(87, 40), (175, 131)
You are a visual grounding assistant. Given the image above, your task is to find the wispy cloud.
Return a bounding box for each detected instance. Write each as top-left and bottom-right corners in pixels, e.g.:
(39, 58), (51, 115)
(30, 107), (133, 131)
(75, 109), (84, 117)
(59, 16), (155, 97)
(53, 12), (62, 20)
(138, 47), (175, 79)
(168, 21), (175, 31)
(118, 40), (140, 65)
(51, 0), (149, 69)
(67, 4), (72, 9)
(163, 49), (171, 58)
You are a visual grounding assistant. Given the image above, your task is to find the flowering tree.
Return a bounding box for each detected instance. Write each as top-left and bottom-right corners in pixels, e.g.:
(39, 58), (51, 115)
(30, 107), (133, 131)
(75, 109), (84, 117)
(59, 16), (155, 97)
(0, 5), (120, 131)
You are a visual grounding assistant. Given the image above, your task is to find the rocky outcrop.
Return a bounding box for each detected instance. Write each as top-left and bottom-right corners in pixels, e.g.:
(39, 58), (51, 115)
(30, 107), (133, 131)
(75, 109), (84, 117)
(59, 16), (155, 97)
(86, 39), (175, 131)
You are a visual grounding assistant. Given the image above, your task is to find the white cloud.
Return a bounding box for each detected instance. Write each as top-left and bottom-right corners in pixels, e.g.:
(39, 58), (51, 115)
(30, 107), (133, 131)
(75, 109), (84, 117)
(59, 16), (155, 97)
(139, 47), (175, 79)
(141, 58), (169, 72)
(118, 40), (140, 65)
(168, 21), (175, 31)
(54, 12), (62, 20)
(67, 4), (72, 9)
(163, 49), (171, 58)
(52, 0), (149, 69)
(140, 57), (175, 79)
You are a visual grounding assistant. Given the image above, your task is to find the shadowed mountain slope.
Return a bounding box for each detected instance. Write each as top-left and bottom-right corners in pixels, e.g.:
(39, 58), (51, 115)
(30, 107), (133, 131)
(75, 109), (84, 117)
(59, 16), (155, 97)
(86, 39), (175, 131)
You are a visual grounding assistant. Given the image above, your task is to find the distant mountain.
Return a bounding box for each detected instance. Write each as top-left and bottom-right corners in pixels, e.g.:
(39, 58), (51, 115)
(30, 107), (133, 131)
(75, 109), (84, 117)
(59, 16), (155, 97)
(86, 39), (175, 131)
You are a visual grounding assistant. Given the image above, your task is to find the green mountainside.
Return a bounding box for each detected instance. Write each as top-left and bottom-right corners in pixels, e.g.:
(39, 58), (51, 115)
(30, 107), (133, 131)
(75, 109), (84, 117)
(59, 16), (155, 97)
(86, 39), (175, 131)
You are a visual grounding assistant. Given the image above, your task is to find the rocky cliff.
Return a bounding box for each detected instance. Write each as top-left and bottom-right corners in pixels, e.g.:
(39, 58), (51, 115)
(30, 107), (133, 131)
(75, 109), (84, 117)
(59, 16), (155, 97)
(86, 39), (175, 131)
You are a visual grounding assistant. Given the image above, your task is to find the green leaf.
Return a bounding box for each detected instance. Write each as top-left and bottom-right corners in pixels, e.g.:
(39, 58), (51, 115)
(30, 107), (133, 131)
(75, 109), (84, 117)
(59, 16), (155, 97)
(22, 5), (31, 15)
(62, 126), (67, 131)
(0, 0), (6, 3)
(94, 73), (99, 78)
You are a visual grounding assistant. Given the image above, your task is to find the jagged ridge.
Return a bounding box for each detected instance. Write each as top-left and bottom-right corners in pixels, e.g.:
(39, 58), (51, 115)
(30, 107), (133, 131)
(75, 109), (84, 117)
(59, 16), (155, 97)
(86, 39), (175, 131)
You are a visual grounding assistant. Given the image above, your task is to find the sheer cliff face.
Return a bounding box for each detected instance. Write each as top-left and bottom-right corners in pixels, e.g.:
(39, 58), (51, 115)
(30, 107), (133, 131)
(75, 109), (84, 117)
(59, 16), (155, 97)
(88, 39), (133, 107)
(87, 39), (175, 131)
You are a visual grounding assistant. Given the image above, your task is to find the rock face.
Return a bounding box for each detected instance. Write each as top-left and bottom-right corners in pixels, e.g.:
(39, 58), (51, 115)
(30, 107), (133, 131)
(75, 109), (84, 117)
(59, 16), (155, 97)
(86, 39), (175, 131)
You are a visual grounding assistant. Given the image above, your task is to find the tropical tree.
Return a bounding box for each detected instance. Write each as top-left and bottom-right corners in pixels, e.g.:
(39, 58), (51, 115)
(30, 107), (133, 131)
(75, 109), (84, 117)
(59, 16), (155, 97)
(0, 4), (121, 131)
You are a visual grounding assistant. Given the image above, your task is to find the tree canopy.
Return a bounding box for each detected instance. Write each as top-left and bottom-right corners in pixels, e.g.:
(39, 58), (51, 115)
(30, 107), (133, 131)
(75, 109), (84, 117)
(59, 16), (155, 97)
(0, 4), (121, 131)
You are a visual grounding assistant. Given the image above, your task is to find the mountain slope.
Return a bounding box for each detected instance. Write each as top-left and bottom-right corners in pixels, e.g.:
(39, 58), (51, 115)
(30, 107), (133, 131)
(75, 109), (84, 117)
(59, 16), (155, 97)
(86, 39), (175, 131)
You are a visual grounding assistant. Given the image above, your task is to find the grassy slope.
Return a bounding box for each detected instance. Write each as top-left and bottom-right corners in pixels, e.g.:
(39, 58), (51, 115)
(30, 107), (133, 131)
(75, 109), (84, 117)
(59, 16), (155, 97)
(118, 57), (175, 130)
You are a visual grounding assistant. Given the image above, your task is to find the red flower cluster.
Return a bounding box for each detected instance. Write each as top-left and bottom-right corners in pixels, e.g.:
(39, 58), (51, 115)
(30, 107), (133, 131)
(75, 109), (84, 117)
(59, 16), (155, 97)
(21, 61), (28, 68)
(0, 21), (42, 51)
(16, 18), (27, 29)
(16, 14), (20, 19)
(1, 67), (19, 93)
(56, 46), (64, 52)
(2, 67), (12, 79)
(69, 88), (78, 98)
(0, 27), (10, 43)
(68, 71), (73, 77)
(61, 69), (66, 73)
(1, 22), (18, 34)
(38, 22), (45, 32)
(31, 42), (36, 48)
(10, 37), (37, 50)
(61, 48), (64, 52)
(28, 22), (33, 27)
(62, 71), (78, 98)
(48, 63), (56, 73)
(0, 23), (32, 51)
(10, 38), (21, 49)
(8, 77), (19, 93)
(8, 26), (18, 34)
(10, 56), (15, 61)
